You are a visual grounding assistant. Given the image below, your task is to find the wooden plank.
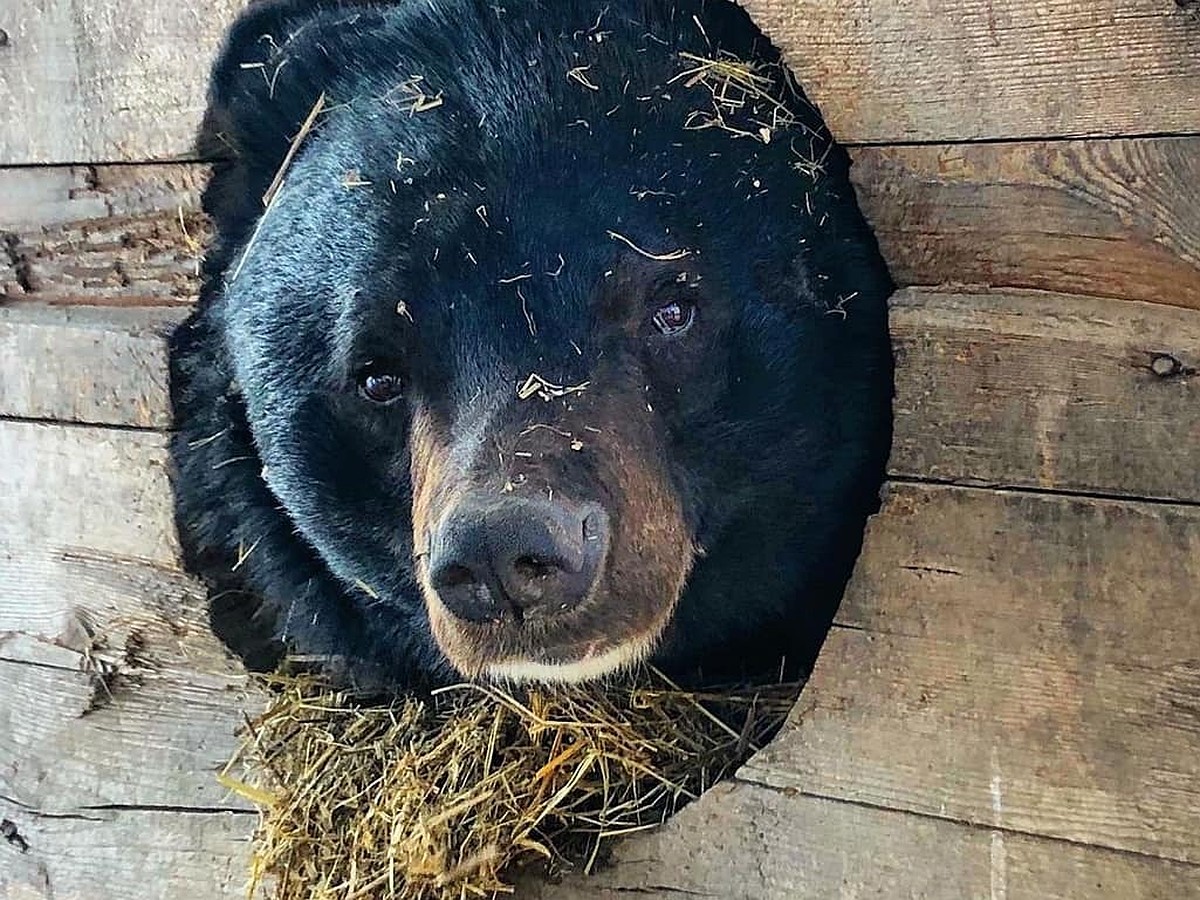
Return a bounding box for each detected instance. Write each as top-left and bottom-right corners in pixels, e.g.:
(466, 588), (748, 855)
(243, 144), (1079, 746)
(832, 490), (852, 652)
(851, 137), (1200, 310)
(5, 136), (1199, 310)
(7, 289), (1196, 505)
(0, 305), (185, 428)
(0, 655), (253, 814)
(12, 778), (1198, 900)
(0, 165), (208, 306)
(0, 1), (242, 165)
(522, 783), (1200, 900)
(743, 0), (1200, 143)
(889, 289), (1200, 502)
(0, 165), (207, 231)
(2, 2), (1198, 164)
(0, 419), (179, 562)
(0, 799), (250, 900)
(741, 482), (1200, 864)
(0, 419), (180, 570)
(0, 420), (259, 813)
(0, 421), (237, 677)
(3, 422), (1197, 889)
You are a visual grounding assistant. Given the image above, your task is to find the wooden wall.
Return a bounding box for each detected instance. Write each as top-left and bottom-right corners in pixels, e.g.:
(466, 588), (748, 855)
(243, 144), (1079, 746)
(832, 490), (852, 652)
(1, 1), (1199, 897)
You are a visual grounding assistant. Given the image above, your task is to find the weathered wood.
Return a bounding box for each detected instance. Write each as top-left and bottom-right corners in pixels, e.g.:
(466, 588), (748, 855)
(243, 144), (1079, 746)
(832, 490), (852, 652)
(0, 305), (185, 428)
(0, 655), (253, 814)
(0, 419), (178, 564)
(11, 770), (1198, 900)
(0, 421), (238, 677)
(0, 799), (251, 900)
(0, 1), (241, 166)
(5, 415), (1199, 890)
(5, 135), (1199, 309)
(1, 3), (1195, 896)
(743, 0), (1200, 143)
(7, 290), (1197, 505)
(0, 165), (208, 306)
(0, 419), (258, 814)
(522, 782), (1200, 900)
(742, 482), (1200, 865)
(890, 289), (1200, 502)
(2, 2), (1198, 165)
(0, 165), (208, 232)
(852, 137), (1200, 310)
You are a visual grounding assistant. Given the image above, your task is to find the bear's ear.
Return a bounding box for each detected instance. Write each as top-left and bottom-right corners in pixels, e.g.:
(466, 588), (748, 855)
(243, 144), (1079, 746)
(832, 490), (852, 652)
(198, 0), (377, 236)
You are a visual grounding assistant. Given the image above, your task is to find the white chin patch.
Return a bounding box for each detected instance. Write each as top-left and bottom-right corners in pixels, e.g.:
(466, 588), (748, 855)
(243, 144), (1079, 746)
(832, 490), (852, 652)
(483, 640), (651, 684)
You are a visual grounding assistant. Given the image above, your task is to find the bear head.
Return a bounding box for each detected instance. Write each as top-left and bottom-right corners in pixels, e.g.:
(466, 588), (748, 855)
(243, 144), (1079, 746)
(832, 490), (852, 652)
(170, 0), (894, 690)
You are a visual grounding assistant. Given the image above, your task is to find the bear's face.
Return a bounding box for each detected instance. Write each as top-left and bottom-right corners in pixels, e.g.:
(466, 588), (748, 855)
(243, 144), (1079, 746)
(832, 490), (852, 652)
(172, 0), (893, 688)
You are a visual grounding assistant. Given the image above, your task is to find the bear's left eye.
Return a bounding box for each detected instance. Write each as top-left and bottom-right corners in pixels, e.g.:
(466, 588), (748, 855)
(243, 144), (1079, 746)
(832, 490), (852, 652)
(650, 300), (696, 337)
(357, 370), (405, 405)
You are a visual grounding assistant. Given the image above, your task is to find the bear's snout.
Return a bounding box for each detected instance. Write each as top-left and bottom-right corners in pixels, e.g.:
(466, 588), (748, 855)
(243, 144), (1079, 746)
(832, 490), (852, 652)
(428, 496), (610, 625)
(409, 390), (694, 683)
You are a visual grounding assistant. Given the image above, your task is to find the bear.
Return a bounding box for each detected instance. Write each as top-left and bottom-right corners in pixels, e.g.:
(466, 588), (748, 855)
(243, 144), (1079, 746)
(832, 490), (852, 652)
(169, 0), (894, 691)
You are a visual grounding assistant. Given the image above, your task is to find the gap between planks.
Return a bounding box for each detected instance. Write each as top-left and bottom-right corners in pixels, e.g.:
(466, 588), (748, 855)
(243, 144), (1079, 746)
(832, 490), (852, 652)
(886, 473), (1200, 512)
(3, 125), (1199, 169)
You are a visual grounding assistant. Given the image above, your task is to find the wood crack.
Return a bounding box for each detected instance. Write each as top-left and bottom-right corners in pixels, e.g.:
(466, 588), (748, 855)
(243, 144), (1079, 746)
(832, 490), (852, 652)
(899, 564), (964, 577)
(2, 793), (254, 821)
(610, 887), (716, 897)
(79, 804), (255, 817)
(3, 232), (35, 293)
(1, 795), (105, 824)
(728, 782), (1200, 871)
(886, 474), (1200, 511)
(846, 129), (1200, 150)
(0, 414), (167, 435)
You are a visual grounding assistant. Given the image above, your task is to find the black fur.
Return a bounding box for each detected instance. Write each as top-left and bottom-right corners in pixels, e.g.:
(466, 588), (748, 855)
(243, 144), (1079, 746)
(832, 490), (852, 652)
(170, 0), (894, 690)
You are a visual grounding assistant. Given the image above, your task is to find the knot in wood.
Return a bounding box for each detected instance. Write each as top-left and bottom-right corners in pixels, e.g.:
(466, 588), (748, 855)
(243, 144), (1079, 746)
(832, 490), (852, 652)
(1150, 353), (1183, 378)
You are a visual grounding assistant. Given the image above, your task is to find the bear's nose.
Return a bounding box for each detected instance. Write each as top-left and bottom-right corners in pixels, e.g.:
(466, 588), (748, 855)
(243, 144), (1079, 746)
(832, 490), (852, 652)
(428, 497), (609, 624)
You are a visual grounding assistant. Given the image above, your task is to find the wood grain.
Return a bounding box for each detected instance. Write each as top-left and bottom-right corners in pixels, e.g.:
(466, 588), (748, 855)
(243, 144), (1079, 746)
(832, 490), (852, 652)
(2, 2), (1198, 163)
(0, 419), (259, 814)
(1, 2), (1197, 894)
(889, 289), (1200, 502)
(0, 0), (242, 166)
(7, 290), (1196, 505)
(9, 771), (1197, 900)
(743, 0), (1200, 143)
(742, 482), (1200, 864)
(522, 782), (1200, 900)
(852, 137), (1200, 310)
(4, 416), (1199, 890)
(5, 135), (1198, 310)
(0, 656), (253, 815)
(0, 165), (208, 231)
(0, 799), (252, 900)
(0, 421), (238, 678)
(0, 165), (208, 306)
(0, 305), (185, 428)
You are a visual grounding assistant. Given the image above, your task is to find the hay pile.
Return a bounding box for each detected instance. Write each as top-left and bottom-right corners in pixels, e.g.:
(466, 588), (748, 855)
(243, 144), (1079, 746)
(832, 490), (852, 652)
(221, 668), (799, 899)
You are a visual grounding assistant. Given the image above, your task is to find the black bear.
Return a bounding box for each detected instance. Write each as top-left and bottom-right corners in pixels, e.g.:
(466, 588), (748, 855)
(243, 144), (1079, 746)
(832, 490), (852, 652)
(170, 0), (893, 690)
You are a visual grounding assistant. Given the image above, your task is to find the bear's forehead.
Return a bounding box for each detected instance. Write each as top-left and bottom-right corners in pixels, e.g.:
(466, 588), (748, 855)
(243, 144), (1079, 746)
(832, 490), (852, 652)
(236, 101), (790, 391)
(227, 0), (834, 394)
(265, 90), (712, 300)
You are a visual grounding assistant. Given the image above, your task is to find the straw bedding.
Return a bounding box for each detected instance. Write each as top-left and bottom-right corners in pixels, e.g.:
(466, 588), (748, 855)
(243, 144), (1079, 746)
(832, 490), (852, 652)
(221, 668), (799, 899)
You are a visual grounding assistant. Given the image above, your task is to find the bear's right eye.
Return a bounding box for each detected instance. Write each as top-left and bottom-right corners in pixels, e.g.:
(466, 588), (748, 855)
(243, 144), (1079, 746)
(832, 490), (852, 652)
(357, 370), (405, 405)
